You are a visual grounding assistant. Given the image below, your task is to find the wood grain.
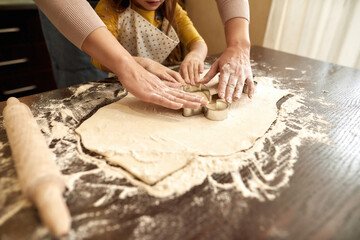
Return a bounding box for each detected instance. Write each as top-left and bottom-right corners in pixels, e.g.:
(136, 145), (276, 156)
(2, 97), (71, 237)
(0, 46), (359, 240)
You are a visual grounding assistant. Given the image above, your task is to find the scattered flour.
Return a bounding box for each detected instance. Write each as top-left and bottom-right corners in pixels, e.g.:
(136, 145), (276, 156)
(0, 71), (331, 238)
(70, 77), (330, 200)
(71, 84), (93, 97)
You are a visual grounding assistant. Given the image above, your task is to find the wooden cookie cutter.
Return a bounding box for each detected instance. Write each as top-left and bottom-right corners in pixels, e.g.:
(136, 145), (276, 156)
(181, 81), (257, 121)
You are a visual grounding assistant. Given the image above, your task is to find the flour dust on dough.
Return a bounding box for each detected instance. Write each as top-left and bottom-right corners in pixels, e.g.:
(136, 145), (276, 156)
(75, 73), (288, 185)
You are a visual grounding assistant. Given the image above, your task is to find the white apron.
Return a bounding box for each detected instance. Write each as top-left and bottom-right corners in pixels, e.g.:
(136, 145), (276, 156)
(117, 6), (180, 63)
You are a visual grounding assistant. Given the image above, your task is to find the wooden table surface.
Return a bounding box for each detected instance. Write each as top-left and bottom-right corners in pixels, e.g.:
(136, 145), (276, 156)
(0, 46), (359, 240)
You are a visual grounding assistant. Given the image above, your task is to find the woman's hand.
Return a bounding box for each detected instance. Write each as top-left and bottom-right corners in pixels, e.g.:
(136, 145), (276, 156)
(201, 46), (254, 103)
(134, 57), (186, 86)
(82, 27), (207, 110)
(201, 18), (254, 104)
(118, 61), (208, 109)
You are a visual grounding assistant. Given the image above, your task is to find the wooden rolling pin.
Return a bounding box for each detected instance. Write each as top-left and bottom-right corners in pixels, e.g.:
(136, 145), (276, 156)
(3, 97), (71, 237)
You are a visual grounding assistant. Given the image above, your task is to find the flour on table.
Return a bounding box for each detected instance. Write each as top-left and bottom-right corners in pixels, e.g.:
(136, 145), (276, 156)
(75, 73), (288, 185)
(0, 72), (331, 239)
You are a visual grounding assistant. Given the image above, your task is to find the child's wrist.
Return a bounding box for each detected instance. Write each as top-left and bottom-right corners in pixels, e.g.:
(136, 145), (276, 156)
(187, 51), (206, 61)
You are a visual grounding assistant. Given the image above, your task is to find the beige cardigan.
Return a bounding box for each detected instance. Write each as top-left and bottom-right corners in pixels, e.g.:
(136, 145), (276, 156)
(34, 0), (249, 49)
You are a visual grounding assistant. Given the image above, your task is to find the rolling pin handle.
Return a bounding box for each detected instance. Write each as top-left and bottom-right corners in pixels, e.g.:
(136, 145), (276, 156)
(6, 97), (20, 105)
(33, 180), (71, 238)
(3, 96), (71, 237)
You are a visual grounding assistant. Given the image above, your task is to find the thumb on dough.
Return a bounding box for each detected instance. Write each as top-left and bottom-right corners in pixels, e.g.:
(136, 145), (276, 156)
(200, 60), (219, 84)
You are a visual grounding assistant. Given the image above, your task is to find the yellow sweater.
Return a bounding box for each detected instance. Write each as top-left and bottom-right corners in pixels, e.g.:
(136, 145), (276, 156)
(92, 0), (204, 71)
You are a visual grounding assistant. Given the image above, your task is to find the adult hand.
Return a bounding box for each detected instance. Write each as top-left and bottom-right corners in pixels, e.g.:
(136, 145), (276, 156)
(134, 57), (186, 86)
(117, 60), (208, 110)
(179, 51), (204, 86)
(201, 46), (254, 104)
(200, 17), (254, 104)
(82, 27), (207, 110)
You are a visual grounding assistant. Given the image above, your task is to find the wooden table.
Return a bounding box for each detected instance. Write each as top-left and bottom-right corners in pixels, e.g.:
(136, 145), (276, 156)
(0, 46), (359, 240)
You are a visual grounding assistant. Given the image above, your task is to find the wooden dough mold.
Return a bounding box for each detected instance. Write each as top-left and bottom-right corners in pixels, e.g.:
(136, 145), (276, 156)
(181, 82), (256, 121)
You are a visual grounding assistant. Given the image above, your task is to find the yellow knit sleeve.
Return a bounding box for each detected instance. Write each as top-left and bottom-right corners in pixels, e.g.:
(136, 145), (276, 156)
(174, 3), (204, 51)
(91, 0), (120, 71)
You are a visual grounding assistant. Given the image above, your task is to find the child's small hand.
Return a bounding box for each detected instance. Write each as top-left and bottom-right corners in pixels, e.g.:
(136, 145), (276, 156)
(180, 52), (205, 86)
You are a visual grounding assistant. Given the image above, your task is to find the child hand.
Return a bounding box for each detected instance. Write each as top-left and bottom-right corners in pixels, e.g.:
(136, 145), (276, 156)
(180, 52), (205, 86)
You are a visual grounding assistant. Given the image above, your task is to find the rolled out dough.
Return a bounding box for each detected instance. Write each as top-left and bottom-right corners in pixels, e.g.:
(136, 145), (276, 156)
(76, 76), (288, 184)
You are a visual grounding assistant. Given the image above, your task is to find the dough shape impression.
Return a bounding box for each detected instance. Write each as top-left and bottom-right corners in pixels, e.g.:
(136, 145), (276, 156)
(76, 76), (288, 185)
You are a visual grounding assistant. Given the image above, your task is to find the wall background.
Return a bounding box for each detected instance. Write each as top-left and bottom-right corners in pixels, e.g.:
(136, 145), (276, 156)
(264, 0), (360, 69)
(185, 0), (272, 55)
(185, 1), (359, 69)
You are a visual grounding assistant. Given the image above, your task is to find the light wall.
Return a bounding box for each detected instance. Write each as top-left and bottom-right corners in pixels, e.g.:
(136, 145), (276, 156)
(249, 0), (272, 46)
(185, 0), (227, 55)
(185, 0), (272, 55)
(264, 0), (360, 69)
